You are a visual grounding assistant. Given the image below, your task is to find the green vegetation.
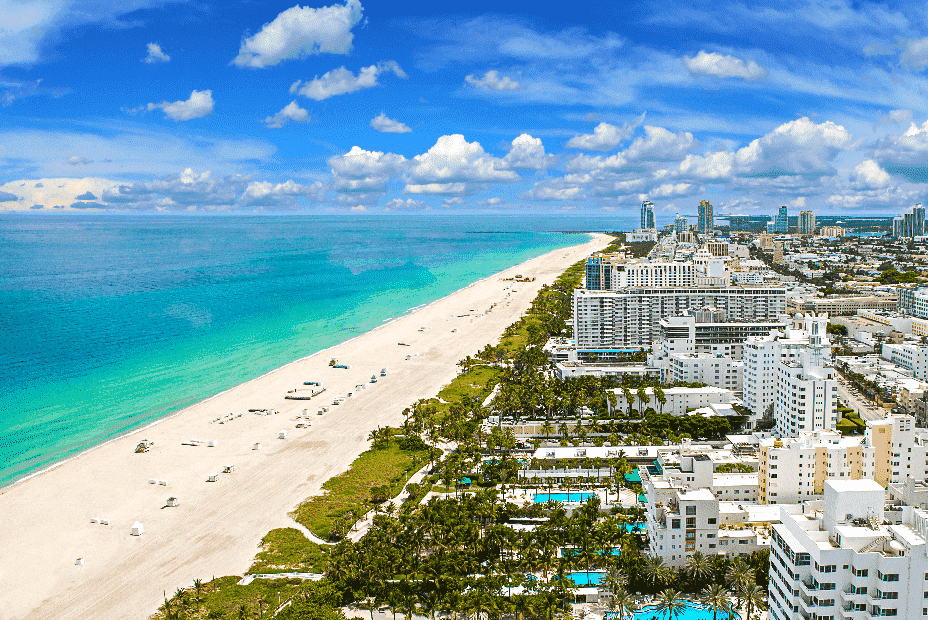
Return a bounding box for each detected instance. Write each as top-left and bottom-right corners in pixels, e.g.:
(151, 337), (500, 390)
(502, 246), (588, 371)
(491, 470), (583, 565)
(151, 575), (310, 620)
(826, 323), (848, 336)
(250, 528), (328, 575)
(879, 268), (920, 284)
(715, 462), (755, 474)
(291, 435), (431, 541)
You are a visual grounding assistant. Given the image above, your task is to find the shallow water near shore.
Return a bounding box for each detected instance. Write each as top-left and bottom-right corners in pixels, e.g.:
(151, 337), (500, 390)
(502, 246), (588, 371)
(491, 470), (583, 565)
(0, 213), (633, 487)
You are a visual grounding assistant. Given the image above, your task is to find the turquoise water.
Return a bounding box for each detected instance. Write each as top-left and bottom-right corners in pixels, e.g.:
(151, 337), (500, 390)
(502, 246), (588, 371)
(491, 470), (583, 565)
(0, 214), (634, 487)
(622, 603), (740, 620)
(567, 572), (603, 586)
(533, 492), (597, 503)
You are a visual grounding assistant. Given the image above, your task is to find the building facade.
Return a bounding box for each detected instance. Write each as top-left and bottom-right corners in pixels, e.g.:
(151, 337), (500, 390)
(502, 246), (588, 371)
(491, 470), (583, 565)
(698, 200), (714, 234)
(641, 200), (656, 230)
(798, 211), (816, 235)
(758, 432), (866, 504)
(775, 205), (788, 233)
(773, 353), (838, 437)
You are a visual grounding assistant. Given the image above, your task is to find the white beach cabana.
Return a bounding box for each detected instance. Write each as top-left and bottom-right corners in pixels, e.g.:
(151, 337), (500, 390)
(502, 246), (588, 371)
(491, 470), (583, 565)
(131, 522), (145, 536)
(208, 473), (219, 482)
(278, 430), (288, 439)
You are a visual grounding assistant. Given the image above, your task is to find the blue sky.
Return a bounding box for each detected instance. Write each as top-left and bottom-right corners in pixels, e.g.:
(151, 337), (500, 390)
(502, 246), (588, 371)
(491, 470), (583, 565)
(2, 0), (928, 216)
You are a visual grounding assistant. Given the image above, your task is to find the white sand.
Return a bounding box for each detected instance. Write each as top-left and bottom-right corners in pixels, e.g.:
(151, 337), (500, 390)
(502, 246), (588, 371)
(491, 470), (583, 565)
(0, 233), (610, 620)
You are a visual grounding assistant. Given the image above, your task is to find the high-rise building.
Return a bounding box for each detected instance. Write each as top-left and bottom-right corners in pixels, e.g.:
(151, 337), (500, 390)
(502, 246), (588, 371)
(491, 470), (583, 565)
(775, 205), (788, 233)
(774, 352), (837, 437)
(768, 480), (928, 620)
(697, 200), (713, 234)
(573, 286), (787, 348)
(765, 221), (775, 234)
(798, 210), (815, 235)
(674, 215), (688, 234)
(893, 203), (926, 238)
(640, 200), (656, 230)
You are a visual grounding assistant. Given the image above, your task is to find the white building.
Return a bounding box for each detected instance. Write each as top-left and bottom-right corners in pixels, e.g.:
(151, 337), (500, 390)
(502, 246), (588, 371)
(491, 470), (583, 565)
(627, 229), (659, 243)
(607, 386), (735, 416)
(774, 352), (838, 437)
(864, 414), (928, 487)
(758, 431), (867, 504)
(743, 314), (831, 418)
(768, 479), (928, 620)
(882, 342), (928, 380)
(574, 287), (787, 349)
(666, 354), (744, 391)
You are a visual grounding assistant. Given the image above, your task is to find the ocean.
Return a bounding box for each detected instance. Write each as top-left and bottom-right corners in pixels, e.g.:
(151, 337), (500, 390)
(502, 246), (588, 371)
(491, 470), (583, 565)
(0, 213), (635, 487)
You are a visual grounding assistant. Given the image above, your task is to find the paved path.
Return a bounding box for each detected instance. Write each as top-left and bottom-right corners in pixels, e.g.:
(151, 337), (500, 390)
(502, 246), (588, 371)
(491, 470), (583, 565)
(836, 372), (887, 422)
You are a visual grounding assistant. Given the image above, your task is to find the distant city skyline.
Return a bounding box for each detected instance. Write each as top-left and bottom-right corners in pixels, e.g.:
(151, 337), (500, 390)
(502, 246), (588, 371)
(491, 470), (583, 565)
(1, 0), (928, 214)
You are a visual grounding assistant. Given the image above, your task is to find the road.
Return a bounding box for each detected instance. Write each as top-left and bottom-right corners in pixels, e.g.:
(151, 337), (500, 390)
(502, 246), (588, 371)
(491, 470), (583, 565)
(836, 373), (887, 422)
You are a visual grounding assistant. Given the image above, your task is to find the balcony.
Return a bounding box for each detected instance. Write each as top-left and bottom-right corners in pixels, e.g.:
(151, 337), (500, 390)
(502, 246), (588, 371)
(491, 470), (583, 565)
(839, 589), (867, 605)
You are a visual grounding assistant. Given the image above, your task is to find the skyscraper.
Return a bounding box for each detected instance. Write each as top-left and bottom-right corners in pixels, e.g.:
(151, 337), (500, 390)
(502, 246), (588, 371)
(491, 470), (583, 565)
(640, 200), (655, 229)
(775, 205), (788, 233)
(697, 200), (713, 234)
(798, 210), (815, 235)
(674, 215), (688, 234)
(895, 204), (926, 238)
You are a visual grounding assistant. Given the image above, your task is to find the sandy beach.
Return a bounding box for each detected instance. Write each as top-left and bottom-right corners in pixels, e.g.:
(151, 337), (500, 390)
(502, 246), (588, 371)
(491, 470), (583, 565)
(0, 233), (609, 620)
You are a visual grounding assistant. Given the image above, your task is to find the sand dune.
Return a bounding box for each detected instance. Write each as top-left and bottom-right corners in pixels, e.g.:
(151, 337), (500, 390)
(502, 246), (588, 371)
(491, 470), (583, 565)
(0, 233), (609, 620)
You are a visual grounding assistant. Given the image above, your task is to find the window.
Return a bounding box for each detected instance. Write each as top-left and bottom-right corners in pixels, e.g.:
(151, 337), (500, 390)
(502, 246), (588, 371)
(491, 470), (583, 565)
(686, 506), (696, 515)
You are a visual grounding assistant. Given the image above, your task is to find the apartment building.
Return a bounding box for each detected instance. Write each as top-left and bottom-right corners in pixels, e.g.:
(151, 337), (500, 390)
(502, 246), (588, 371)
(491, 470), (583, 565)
(758, 431), (867, 504)
(787, 295), (897, 316)
(864, 414), (928, 487)
(882, 342), (928, 380)
(607, 385), (734, 416)
(774, 353), (838, 437)
(768, 480), (928, 620)
(743, 314), (831, 418)
(573, 286), (787, 349)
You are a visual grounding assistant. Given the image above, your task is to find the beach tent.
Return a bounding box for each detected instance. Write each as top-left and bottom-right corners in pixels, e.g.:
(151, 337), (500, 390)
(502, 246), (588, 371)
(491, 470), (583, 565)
(207, 440), (217, 447)
(131, 522), (145, 536)
(253, 443), (262, 450)
(166, 497), (178, 507)
(278, 430), (288, 439)
(75, 558), (84, 566)
(208, 473), (219, 482)
(223, 464), (234, 473)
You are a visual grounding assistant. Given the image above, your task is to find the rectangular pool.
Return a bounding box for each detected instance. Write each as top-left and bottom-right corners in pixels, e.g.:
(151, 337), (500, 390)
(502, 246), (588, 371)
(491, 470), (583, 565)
(533, 492), (597, 503)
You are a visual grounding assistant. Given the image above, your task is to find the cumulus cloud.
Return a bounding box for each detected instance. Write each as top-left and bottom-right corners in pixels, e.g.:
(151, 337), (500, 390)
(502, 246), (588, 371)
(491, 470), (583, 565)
(624, 126), (697, 161)
(370, 113), (411, 133)
(238, 179), (324, 207)
(501, 134), (553, 170)
(0, 191), (18, 202)
(404, 134), (519, 195)
(566, 115), (644, 151)
(875, 109), (912, 128)
(67, 156), (92, 166)
(521, 184), (585, 201)
(70, 201), (109, 209)
(290, 62), (406, 101)
(683, 50), (768, 80)
(147, 90), (214, 121)
(143, 43), (170, 64)
(233, 0), (363, 68)
(75, 191), (97, 200)
(264, 101), (310, 128)
(384, 198), (428, 211)
(851, 160), (891, 188)
(677, 117), (850, 181)
(869, 121), (928, 183)
(901, 37), (928, 71)
(465, 70), (520, 91)
(328, 146), (408, 204)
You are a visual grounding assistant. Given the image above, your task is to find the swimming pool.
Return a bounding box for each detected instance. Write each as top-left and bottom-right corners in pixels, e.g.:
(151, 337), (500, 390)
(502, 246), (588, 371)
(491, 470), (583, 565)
(567, 572), (604, 586)
(609, 602), (740, 620)
(533, 492), (597, 503)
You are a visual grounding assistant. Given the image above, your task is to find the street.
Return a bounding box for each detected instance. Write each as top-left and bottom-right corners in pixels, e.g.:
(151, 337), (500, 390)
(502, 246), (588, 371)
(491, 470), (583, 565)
(836, 374), (886, 422)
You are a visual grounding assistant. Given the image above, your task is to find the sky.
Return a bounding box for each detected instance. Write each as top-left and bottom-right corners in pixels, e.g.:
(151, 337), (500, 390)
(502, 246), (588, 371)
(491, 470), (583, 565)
(1, 0), (928, 216)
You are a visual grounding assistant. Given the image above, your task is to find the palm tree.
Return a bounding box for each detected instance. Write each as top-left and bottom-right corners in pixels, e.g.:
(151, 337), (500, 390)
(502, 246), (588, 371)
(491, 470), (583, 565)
(699, 584), (732, 620)
(742, 584), (766, 620)
(685, 551), (714, 588)
(611, 589), (637, 620)
(642, 556), (672, 589)
(725, 559), (754, 608)
(636, 388), (650, 414)
(654, 589), (686, 620)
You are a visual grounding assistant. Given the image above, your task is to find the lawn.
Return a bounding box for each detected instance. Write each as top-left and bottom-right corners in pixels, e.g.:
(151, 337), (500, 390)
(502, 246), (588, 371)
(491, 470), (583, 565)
(291, 438), (431, 540)
(250, 528), (329, 574)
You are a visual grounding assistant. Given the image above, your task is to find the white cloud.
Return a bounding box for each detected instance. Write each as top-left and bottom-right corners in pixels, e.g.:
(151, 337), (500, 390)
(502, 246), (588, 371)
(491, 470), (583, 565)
(143, 43), (170, 64)
(404, 134), (518, 195)
(465, 70), (520, 91)
(501, 134), (553, 170)
(264, 101), (310, 128)
(328, 146), (407, 203)
(290, 62), (407, 101)
(232, 0), (363, 68)
(876, 108), (912, 128)
(67, 156), (92, 166)
(350, 205), (367, 211)
(521, 184), (585, 201)
(238, 179), (323, 207)
(384, 198), (428, 211)
(901, 37), (928, 71)
(147, 90), (214, 121)
(566, 116), (644, 151)
(370, 113), (411, 133)
(647, 182), (694, 198)
(624, 125), (697, 161)
(682, 50), (767, 80)
(677, 117), (850, 180)
(0, 177), (121, 211)
(850, 160), (891, 189)
(872, 120), (928, 168)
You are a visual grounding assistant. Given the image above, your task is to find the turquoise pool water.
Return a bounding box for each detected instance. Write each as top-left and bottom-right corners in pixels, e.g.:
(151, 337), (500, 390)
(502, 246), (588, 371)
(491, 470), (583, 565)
(567, 572), (603, 586)
(533, 492), (597, 503)
(612, 602), (739, 620)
